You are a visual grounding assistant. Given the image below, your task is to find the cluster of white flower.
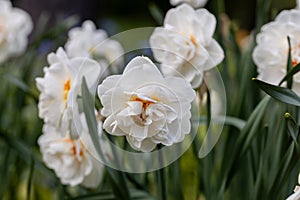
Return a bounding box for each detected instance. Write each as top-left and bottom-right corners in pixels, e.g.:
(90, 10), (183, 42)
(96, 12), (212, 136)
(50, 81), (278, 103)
(36, 47), (104, 188)
(35, 20), (126, 188)
(34, 3), (224, 186)
(0, 0), (33, 64)
(253, 9), (300, 96)
(252, 6), (300, 199)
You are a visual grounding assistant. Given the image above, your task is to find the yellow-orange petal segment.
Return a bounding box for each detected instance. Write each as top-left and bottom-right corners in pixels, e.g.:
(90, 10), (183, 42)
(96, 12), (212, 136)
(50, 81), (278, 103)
(190, 35), (197, 46)
(64, 79), (71, 101)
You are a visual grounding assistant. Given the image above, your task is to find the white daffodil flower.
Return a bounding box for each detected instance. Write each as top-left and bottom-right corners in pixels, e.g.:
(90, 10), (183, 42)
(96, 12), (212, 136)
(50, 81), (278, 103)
(38, 114), (104, 188)
(286, 189), (300, 200)
(150, 4), (224, 88)
(170, 0), (208, 8)
(98, 56), (195, 152)
(36, 47), (102, 133)
(286, 173), (300, 200)
(0, 0), (33, 63)
(253, 9), (300, 96)
(65, 20), (124, 75)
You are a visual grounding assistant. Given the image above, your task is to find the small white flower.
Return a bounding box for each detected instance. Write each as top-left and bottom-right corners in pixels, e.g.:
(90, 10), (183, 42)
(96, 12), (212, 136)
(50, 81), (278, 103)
(0, 0), (33, 63)
(38, 114), (104, 188)
(286, 173), (300, 200)
(286, 189), (300, 200)
(150, 4), (224, 88)
(65, 20), (124, 75)
(36, 47), (102, 133)
(253, 9), (300, 96)
(98, 56), (196, 152)
(170, 0), (208, 8)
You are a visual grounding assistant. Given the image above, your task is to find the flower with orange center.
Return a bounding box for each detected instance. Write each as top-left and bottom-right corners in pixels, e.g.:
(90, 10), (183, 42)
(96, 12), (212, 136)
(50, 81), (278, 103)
(0, 0), (33, 63)
(150, 4), (224, 88)
(38, 114), (104, 188)
(98, 56), (195, 152)
(36, 48), (102, 133)
(253, 9), (300, 96)
(63, 79), (71, 101)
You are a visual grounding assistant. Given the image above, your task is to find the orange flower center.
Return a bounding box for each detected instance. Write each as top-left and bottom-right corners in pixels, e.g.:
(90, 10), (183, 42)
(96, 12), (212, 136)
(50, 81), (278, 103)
(190, 35), (197, 46)
(293, 59), (298, 67)
(63, 79), (71, 101)
(60, 138), (84, 157)
(132, 96), (155, 110)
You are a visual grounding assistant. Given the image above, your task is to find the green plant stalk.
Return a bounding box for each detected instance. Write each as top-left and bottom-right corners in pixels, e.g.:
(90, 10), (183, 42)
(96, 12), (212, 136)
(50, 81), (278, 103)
(81, 78), (130, 200)
(26, 156), (35, 200)
(219, 96), (270, 195)
(157, 144), (167, 200)
(169, 159), (183, 200)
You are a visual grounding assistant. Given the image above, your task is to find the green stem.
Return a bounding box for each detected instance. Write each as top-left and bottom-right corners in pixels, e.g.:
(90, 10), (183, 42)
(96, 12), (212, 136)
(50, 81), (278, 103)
(157, 144), (167, 200)
(26, 155), (35, 200)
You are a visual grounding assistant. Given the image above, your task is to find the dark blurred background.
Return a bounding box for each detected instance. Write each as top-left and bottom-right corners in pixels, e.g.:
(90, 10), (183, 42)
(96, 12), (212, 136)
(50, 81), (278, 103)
(11, 0), (296, 35)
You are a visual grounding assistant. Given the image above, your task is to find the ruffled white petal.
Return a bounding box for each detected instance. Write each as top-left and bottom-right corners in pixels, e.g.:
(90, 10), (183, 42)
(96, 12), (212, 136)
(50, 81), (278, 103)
(150, 4), (223, 88)
(253, 9), (300, 95)
(0, 0), (32, 63)
(98, 56), (195, 152)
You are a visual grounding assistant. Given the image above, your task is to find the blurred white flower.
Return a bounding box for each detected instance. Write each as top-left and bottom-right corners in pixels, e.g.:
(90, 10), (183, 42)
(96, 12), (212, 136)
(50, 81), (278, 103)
(286, 173), (300, 200)
(150, 4), (224, 88)
(253, 9), (300, 96)
(36, 47), (102, 133)
(286, 189), (300, 200)
(0, 0), (33, 63)
(38, 114), (104, 188)
(98, 56), (195, 152)
(170, 0), (208, 8)
(65, 20), (124, 75)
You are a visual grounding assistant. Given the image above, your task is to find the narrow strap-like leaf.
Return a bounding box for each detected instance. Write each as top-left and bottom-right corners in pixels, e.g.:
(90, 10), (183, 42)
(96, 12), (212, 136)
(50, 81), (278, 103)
(279, 63), (300, 86)
(286, 36), (293, 89)
(253, 78), (300, 106)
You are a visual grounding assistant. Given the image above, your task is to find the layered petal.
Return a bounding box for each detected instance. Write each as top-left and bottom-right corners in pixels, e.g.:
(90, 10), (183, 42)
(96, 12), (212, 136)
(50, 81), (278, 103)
(0, 0), (33, 63)
(98, 56), (195, 152)
(65, 20), (124, 78)
(253, 9), (300, 95)
(150, 4), (224, 88)
(36, 48), (102, 133)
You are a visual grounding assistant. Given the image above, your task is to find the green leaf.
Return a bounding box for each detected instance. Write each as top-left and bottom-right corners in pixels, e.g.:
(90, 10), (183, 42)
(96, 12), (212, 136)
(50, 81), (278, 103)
(279, 63), (300, 86)
(219, 96), (270, 194)
(27, 155), (35, 200)
(196, 116), (246, 130)
(81, 77), (130, 200)
(156, 145), (167, 200)
(286, 36), (293, 89)
(148, 2), (164, 25)
(239, 96), (270, 157)
(0, 128), (51, 175)
(81, 77), (105, 160)
(284, 113), (299, 145)
(267, 143), (295, 194)
(169, 159), (183, 200)
(68, 189), (156, 200)
(253, 78), (300, 106)
(3, 74), (38, 101)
